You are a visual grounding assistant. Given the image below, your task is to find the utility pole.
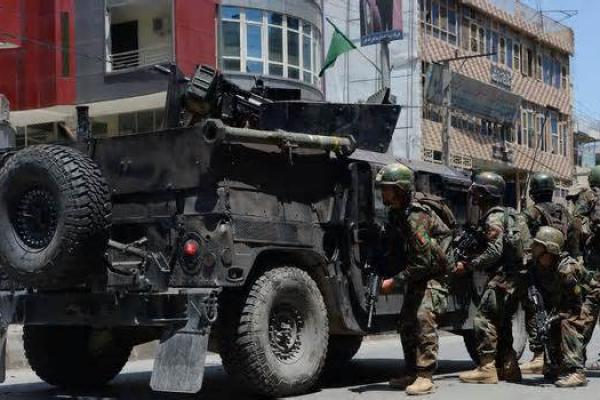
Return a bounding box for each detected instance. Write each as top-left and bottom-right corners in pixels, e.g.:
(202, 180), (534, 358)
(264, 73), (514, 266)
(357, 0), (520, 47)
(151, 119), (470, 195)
(380, 39), (391, 89)
(434, 52), (497, 167)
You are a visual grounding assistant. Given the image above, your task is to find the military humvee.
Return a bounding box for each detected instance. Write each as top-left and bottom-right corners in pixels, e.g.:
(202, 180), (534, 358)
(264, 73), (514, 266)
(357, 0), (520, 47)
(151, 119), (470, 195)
(0, 65), (525, 396)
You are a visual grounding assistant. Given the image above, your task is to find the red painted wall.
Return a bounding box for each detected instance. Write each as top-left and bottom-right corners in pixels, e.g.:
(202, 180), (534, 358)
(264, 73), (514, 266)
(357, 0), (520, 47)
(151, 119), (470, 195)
(0, 0), (75, 111)
(175, 0), (218, 76)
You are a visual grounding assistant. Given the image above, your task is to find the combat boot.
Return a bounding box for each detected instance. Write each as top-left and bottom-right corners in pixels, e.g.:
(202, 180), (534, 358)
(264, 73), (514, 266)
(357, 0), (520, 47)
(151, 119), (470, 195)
(498, 352), (522, 383)
(406, 372), (434, 396)
(389, 374), (416, 389)
(459, 356), (498, 384)
(555, 371), (587, 388)
(519, 352), (544, 374)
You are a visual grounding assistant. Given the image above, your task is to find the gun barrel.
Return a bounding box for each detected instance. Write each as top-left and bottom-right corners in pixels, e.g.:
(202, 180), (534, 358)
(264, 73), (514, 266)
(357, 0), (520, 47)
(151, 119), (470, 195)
(206, 119), (357, 156)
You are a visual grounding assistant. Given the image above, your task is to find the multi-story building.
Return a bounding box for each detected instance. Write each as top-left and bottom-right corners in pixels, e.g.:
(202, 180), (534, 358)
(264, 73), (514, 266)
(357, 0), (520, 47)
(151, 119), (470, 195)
(324, 0), (575, 208)
(0, 0), (324, 144)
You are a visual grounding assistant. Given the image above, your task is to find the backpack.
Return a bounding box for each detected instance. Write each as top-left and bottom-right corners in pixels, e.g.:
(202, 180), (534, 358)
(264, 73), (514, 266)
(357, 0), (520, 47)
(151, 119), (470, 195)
(487, 206), (531, 267)
(535, 202), (570, 238)
(414, 192), (457, 231)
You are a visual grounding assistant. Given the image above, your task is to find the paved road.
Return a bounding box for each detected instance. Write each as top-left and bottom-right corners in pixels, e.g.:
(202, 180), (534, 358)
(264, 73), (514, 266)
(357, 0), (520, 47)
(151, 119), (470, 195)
(2, 332), (600, 399)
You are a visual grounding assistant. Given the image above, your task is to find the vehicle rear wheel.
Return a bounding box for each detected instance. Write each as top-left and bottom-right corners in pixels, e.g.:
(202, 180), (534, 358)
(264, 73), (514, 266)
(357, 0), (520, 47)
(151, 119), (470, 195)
(220, 267), (329, 397)
(324, 335), (363, 370)
(23, 326), (132, 389)
(0, 145), (111, 288)
(462, 303), (527, 365)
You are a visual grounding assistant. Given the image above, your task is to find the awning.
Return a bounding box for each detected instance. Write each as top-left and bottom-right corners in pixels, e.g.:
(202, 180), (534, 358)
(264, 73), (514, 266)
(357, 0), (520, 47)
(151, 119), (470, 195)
(9, 92), (167, 127)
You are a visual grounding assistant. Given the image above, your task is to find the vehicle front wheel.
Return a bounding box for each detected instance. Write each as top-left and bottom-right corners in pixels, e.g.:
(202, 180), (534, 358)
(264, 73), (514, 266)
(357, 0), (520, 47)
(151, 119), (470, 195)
(23, 326), (133, 389)
(220, 267), (329, 397)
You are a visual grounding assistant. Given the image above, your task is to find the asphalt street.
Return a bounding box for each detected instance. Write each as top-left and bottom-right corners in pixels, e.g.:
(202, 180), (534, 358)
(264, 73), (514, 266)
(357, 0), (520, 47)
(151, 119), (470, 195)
(2, 331), (600, 400)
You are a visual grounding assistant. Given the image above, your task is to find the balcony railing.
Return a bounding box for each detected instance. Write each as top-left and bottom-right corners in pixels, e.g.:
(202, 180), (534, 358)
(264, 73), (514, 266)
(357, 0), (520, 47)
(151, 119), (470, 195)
(107, 45), (172, 72)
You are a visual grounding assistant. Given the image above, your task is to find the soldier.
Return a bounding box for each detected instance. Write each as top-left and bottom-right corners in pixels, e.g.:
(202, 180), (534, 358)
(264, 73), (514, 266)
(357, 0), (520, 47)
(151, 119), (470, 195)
(376, 163), (452, 396)
(457, 172), (524, 384)
(521, 172), (577, 374)
(528, 226), (600, 387)
(571, 165), (600, 368)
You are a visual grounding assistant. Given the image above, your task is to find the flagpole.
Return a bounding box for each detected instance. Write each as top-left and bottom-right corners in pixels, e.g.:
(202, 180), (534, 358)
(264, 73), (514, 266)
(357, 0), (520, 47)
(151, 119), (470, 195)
(325, 18), (385, 83)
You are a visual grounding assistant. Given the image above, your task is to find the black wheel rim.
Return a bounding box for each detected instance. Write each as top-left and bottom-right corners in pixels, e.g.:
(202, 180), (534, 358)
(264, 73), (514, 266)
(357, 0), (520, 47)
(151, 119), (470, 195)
(269, 303), (305, 363)
(13, 188), (59, 249)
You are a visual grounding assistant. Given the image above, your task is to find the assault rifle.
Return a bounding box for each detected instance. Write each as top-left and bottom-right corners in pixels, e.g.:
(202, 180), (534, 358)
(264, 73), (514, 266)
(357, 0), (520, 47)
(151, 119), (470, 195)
(453, 225), (483, 264)
(527, 275), (559, 363)
(365, 267), (381, 330)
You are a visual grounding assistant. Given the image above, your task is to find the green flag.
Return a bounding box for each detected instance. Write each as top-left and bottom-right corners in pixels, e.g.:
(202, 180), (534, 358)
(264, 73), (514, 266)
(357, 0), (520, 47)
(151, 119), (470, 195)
(319, 18), (357, 77)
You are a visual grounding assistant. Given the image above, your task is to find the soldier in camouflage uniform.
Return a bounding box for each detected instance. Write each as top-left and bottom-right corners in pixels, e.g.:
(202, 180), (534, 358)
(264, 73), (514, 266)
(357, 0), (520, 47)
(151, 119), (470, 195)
(458, 172), (523, 384)
(528, 226), (600, 387)
(521, 173), (578, 374)
(376, 163), (452, 396)
(570, 165), (600, 368)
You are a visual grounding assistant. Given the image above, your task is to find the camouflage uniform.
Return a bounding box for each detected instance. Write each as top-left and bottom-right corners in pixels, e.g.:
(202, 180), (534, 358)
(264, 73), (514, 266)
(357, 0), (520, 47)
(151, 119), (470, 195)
(530, 255), (600, 375)
(524, 202), (577, 356)
(388, 202), (451, 374)
(571, 187), (600, 347)
(471, 209), (523, 365)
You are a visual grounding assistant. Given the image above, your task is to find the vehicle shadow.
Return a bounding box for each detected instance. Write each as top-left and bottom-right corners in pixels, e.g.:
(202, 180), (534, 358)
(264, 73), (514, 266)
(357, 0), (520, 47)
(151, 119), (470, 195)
(0, 359), (478, 400)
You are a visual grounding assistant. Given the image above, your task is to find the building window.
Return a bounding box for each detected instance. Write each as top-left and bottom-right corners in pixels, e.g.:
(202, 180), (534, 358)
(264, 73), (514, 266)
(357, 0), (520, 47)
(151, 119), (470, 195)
(550, 113), (559, 154)
(521, 110), (536, 149)
(220, 6), (321, 86)
(499, 37), (506, 65)
(513, 43), (521, 72)
(420, 0), (458, 44)
(536, 54), (543, 80)
(561, 65), (569, 89)
(524, 48), (533, 77)
(561, 123), (568, 156)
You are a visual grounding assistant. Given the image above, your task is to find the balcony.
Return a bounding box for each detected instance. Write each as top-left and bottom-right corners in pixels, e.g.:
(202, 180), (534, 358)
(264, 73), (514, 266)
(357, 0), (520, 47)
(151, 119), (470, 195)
(108, 45), (172, 72)
(105, 0), (173, 73)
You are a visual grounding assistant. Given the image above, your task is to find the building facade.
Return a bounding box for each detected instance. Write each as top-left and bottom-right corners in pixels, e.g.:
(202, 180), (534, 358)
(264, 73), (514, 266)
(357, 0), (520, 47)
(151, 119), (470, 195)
(0, 0), (324, 144)
(324, 0), (575, 208)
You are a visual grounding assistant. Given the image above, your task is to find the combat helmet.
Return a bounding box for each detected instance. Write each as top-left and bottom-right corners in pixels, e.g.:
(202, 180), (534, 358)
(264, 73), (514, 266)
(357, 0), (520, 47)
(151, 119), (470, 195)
(589, 166), (600, 188)
(532, 226), (564, 255)
(530, 172), (555, 196)
(375, 163), (415, 193)
(470, 171), (505, 199)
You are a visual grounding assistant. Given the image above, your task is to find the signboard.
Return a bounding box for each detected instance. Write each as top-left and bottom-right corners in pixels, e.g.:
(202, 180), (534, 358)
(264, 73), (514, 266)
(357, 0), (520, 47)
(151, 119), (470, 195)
(360, 0), (403, 46)
(490, 65), (512, 90)
(426, 64), (522, 125)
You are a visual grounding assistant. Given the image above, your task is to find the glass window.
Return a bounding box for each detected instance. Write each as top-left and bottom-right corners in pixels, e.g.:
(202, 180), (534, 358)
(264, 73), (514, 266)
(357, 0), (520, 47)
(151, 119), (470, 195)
(222, 6), (241, 20)
(137, 111), (154, 133)
(246, 8), (262, 22)
(223, 59), (240, 71)
(247, 61), (263, 73)
(223, 21), (240, 57)
(303, 22), (312, 36)
(506, 38), (512, 69)
(269, 12), (283, 26)
(513, 43), (521, 71)
(269, 27), (283, 62)
(288, 67), (300, 80)
(287, 16), (299, 31)
(448, 9), (456, 34)
(269, 64), (283, 76)
(247, 24), (262, 59)
(303, 34), (311, 70)
(499, 37), (506, 64)
(288, 31), (300, 66)
(118, 113), (136, 134)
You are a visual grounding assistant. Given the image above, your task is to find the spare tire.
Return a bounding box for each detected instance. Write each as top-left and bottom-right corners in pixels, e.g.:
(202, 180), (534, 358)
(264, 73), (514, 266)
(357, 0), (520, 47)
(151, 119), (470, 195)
(0, 145), (111, 287)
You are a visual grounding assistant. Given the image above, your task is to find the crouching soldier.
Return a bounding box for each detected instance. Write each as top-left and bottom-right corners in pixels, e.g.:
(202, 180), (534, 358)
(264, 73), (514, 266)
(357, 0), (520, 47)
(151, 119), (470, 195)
(457, 172), (526, 384)
(521, 172), (578, 374)
(528, 226), (600, 387)
(376, 163), (452, 396)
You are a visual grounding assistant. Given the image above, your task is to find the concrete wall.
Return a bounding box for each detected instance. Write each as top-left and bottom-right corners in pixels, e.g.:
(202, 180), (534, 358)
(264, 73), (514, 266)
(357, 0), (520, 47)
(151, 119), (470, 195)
(323, 0), (422, 160)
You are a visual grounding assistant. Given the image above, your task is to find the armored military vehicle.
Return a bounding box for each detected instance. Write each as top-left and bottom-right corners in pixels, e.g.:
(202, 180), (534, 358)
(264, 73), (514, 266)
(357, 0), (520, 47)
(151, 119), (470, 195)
(0, 65), (525, 396)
